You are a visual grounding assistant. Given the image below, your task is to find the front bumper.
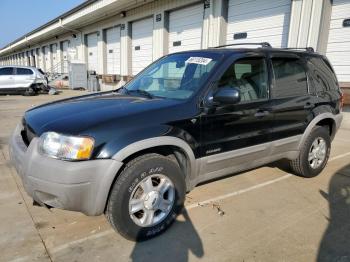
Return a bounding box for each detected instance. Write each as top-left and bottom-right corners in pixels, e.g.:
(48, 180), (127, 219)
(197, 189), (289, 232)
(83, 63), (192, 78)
(9, 124), (123, 216)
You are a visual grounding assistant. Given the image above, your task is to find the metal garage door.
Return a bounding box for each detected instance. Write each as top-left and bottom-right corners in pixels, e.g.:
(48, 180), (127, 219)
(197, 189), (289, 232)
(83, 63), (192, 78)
(61, 40), (70, 73)
(43, 46), (50, 72)
(168, 4), (204, 53)
(86, 33), (99, 73)
(131, 17), (153, 76)
(51, 44), (58, 73)
(326, 0), (350, 82)
(226, 0), (291, 48)
(105, 27), (121, 75)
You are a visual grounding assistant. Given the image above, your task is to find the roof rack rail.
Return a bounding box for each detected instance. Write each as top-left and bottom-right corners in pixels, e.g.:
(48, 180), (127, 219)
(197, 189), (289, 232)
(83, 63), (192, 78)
(211, 42), (272, 49)
(280, 47), (315, 52)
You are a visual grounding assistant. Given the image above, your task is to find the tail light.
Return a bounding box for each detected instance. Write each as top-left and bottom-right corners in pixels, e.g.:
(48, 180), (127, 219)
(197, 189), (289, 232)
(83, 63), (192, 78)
(340, 92), (345, 111)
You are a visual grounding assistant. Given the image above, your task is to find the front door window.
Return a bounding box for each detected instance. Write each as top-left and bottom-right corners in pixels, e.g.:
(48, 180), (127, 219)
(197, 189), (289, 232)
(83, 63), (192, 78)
(217, 57), (269, 103)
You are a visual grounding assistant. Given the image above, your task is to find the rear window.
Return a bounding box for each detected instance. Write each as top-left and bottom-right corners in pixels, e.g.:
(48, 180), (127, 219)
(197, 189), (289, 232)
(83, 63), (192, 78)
(16, 68), (33, 75)
(0, 67), (14, 75)
(272, 57), (308, 98)
(37, 69), (45, 75)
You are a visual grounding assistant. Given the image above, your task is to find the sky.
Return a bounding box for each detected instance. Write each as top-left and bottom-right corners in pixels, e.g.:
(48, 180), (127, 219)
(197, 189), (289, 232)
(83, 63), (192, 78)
(0, 0), (85, 48)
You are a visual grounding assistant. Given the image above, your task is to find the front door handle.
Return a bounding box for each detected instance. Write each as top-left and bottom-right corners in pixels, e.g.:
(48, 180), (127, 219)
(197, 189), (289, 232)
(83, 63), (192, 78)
(254, 110), (270, 118)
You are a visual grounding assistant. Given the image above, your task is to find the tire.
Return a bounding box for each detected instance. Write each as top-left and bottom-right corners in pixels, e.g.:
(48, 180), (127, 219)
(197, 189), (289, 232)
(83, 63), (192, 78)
(290, 126), (331, 178)
(106, 153), (186, 241)
(23, 87), (35, 96)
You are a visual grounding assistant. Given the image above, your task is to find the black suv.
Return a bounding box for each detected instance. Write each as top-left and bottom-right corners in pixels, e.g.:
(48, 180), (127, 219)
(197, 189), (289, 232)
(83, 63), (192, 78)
(9, 43), (343, 241)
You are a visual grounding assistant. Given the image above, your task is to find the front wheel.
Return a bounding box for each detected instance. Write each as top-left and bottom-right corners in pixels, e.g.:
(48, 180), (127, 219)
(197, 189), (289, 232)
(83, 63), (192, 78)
(290, 126), (331, 178)
(106, 153), (186, 241)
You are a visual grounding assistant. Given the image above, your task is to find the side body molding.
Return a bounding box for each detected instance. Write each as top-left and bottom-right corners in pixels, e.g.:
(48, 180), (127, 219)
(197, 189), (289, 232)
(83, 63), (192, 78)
(298, 112), (342, 150)
(112, 136), (198, 189)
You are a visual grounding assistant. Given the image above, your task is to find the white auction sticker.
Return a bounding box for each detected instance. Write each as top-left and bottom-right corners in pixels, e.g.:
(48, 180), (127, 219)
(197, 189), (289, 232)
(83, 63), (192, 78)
(185, 57), (213, 65)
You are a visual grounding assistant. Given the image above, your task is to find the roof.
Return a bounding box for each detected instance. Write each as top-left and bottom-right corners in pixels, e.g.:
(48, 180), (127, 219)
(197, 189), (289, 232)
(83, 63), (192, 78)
(0, 65), (38, 69)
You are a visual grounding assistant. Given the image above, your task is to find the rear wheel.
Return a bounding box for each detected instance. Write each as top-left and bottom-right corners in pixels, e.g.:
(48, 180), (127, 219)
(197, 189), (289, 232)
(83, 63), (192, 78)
(23, 86), (36, 96)
(290, 126), (331, 178)
(106, 153), (186, 241)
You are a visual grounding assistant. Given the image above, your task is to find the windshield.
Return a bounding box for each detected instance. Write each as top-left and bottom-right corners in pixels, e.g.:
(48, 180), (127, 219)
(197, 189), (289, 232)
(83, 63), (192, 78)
(124, 53), (221, 100)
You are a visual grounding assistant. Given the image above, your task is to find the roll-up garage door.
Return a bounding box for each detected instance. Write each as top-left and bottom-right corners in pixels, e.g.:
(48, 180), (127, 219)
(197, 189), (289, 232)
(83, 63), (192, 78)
(326, 0), (350, 82)
(131, 17), (153, 76)
(168, 4), (204, 53)
(226, 0), (291, 48)
(105, 27), (121, 75)
(86, 32), (99, 73)
(43, 46), (50, 72)
(61, 41), (70, 74)
(51, 43), (58, 73)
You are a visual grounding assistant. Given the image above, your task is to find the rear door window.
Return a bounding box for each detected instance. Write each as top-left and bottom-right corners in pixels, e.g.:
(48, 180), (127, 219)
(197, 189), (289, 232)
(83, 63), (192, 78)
(16, 68), (34, 75)
(0, 67), (14, 75)
(271, 57), (308, 98)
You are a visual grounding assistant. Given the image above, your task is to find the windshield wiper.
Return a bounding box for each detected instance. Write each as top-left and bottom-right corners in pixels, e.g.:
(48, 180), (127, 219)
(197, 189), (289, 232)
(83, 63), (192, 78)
(128, 89), (154, 99)
(114, 86), (129, 94)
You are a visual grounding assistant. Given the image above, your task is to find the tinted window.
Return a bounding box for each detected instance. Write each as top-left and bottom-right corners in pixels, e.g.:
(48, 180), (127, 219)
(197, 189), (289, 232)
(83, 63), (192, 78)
(308, 57), (338, 92)
(16, 68), (33, 75)
(0, 67), (14, 75)
(37, 69), (45, 75)
(218, 57), (268, 102)
(272, 58), (308, 98)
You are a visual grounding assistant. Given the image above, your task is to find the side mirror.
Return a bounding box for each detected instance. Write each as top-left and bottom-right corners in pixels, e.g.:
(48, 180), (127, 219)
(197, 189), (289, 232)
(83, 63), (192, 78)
(213, 87), (240, 105)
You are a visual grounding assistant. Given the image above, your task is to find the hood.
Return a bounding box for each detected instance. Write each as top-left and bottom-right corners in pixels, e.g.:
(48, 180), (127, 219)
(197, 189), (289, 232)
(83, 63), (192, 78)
(25, 91), (184, 136)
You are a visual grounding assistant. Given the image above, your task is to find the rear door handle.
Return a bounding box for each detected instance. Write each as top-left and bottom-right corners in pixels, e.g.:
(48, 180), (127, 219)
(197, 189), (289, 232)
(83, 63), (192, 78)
(254, 110), (270, 118)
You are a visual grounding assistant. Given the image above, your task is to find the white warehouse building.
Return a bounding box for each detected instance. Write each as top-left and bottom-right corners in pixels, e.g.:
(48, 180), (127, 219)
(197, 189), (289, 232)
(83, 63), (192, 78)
(0, 0), (349, 93)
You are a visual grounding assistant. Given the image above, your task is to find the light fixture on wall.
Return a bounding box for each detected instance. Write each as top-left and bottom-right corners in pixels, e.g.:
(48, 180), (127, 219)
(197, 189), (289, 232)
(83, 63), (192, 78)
(120, 11), (126, 18)
(72, 34), (77, 39)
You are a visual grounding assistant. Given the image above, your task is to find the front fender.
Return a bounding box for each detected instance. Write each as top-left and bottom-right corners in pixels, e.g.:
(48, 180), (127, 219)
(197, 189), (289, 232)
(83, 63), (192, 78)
(112, 135), (198, 189)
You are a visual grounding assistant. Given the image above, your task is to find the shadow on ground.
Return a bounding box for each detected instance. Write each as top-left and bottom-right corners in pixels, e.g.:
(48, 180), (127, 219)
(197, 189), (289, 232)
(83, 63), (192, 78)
(317, 164), (350, 262)
(130, 209), (204, 262)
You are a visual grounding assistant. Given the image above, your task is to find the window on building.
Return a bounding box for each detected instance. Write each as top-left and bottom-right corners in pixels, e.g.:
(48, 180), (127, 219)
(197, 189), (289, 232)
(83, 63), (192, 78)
(272, 57), (308, 98)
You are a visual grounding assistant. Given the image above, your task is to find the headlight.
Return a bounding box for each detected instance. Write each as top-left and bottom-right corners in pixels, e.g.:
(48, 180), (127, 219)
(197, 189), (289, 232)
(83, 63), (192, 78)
(39, 132), (94, 160)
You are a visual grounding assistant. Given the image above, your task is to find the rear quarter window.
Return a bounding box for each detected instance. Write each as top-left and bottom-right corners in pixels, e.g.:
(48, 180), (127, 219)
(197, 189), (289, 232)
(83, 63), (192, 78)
(271, 57), (308, 98)
(16, 68), (34, 75)
(307, 57), (338, 92)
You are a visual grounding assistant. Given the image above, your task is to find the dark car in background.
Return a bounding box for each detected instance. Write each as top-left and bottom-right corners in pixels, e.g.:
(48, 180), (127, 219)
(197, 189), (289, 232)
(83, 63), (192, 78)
(9, 43), (343, 241)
